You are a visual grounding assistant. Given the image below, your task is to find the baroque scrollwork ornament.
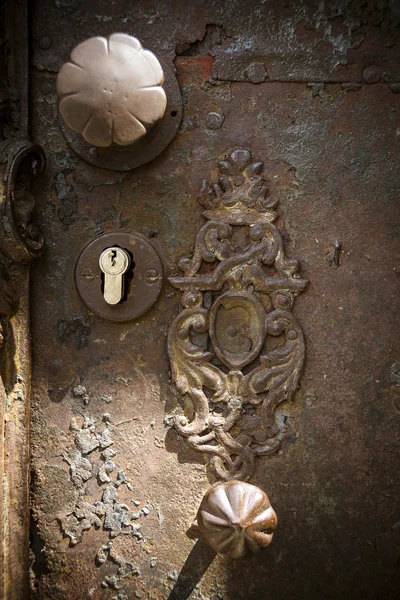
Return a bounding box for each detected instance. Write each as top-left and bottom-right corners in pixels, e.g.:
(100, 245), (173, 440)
(168, 148), (308, 557)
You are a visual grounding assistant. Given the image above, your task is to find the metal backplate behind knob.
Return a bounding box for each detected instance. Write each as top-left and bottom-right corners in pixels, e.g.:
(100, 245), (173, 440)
(75, 231), (163, 322)
(56, 34), (182, 171)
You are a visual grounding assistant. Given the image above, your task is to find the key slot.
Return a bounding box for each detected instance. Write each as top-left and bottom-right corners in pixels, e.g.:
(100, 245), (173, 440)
(99, 246), (131, 305)
(99, 246), (135, 305)
(121, 249), (135, 303)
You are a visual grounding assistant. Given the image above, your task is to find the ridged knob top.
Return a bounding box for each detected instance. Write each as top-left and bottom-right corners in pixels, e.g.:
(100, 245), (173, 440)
(197, 480), (278, 558)
(56, 34), (167, 148)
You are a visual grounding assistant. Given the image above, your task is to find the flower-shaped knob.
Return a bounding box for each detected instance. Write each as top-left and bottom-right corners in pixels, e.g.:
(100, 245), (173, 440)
(56, 34), (167, 148)
(196, 480), (277, 558)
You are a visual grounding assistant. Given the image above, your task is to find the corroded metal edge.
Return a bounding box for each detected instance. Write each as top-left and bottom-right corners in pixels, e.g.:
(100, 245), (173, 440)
(0, 1), (46, 597)
(0, 140), (46, 598)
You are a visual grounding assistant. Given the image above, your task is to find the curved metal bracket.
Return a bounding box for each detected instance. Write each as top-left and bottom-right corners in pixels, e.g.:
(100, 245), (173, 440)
(0, 137), (46, 263)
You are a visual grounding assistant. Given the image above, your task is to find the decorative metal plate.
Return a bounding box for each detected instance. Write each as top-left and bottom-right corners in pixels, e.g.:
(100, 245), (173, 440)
(75, 231), (163, 322)
(167, 148), (308, 556)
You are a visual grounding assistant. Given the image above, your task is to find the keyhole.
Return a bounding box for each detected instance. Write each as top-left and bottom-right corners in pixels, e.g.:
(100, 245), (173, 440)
(99, 246), (135, 303)
(122, 250), (135, 302)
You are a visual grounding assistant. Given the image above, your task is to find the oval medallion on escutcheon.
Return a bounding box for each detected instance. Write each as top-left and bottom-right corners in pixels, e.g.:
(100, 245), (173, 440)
(209, 292), (266, 370)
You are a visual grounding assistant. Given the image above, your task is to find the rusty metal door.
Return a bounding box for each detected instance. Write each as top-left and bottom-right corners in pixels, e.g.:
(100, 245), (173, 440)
(1, 1), (400, 598)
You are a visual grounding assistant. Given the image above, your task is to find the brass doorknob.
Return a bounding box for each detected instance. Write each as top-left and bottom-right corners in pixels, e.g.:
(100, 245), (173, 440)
(56, 33), (167, 148)
(196, 481), (278, 558)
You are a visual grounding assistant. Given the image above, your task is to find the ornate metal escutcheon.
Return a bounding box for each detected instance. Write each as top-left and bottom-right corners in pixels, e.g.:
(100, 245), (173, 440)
(168, 148), (308, 557)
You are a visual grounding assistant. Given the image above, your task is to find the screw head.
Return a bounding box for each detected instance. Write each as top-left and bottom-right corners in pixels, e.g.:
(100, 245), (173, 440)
(40, 80), (52, 95)
(145, 269), (160, 284)
(39, 36), (52, 50)
(178, 256), (192, 272)
(206, 112), (225, 131)
(363, 65), (381, 84)
(287, 329), (298, 340)
(253, 429), (268, 442)
(243, 62), (268, 83)
(80, 268), (95, 282)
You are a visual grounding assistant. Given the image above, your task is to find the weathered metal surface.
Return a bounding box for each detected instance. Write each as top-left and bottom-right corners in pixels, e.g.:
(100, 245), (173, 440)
(27, 0), (400, 598)
(0, 274), (33, 599)
(31, 0), (400, 83)
(0, 0), (30, 137)
(0, 2), (47, 597)
(0, 138), (47, 599)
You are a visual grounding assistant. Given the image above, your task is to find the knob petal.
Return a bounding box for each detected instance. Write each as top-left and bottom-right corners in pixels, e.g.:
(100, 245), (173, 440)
(57, 34), (167, 148)
(196, 480), (278, 558)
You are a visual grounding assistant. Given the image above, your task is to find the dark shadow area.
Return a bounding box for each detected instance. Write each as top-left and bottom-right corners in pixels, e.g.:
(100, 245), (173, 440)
(29, 508), (49, 587)
(167, 539), (217, 600)
(0, 275), (17, 393)
(164, 426), (210, 467)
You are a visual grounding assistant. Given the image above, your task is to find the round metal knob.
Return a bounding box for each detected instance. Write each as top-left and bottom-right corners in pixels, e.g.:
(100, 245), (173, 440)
(56, 33), (167, 148)
(196, 480), (278, 558)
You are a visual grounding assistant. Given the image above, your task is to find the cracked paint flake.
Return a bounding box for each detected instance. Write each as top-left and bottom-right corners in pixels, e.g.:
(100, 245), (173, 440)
(33, 413), (146, 596)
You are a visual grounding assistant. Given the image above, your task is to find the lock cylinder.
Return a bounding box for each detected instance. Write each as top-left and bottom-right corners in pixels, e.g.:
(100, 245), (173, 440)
(99, 247), (131, 305)
(75, 231), (163, 322)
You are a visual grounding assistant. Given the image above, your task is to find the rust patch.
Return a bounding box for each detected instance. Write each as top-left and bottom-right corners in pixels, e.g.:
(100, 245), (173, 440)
(175, 56), (216, 81)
